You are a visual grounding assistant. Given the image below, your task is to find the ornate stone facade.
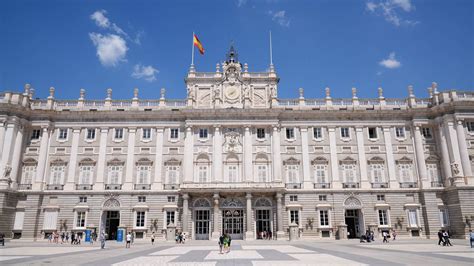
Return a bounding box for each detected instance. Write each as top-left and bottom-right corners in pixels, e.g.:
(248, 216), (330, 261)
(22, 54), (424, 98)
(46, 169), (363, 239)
(0, 46), (474, 241)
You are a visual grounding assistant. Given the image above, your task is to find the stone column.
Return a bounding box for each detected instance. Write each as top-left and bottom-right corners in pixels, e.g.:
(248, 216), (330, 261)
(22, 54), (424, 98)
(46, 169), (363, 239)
(95, 128), (109, 189)
(244, 126), (253, 182)
(355, 127), (369, 188)
(183, 126), (194, 183)
(162, 210), (167, 229)
(272, 126), (282, 182)
(437, 123), (452, 186)
(33, 126), (51, 190)
(456, 120), (473, 181)
(0, 121), (6, 160)
(383, 127), (398, 188)
(300, 127), (312, 189)
(153, 127), (164, 189)
(0, 120), (18, 173)
(9, 124), (25, 187)
(213, 125), (222, 182)
(211, 193), (220, 240)
(182, 194), (189, 234)
(124, 127), (137, 190)
(276, 193), (285, 240)
(328, 127), (341, 188)
(413, 125), (428, 187)
(65, 128), (80, 190)
(245, 193), (254, 239)
(444, 120), (462, 174)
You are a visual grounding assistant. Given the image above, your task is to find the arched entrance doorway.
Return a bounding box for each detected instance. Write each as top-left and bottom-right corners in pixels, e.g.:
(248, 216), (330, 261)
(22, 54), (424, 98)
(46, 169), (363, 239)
(254, 198), (273, 239)
(343, 196), (365, 239)
(221, 198), (244, 240)
(193, 198), (211, 240)
(101, 198), (121, 240)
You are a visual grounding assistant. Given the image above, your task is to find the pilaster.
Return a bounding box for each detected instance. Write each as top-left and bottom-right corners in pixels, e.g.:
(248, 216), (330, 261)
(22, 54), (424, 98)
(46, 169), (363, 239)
(413, 125), (429, 188)
(182, 194), (189, 235)
(9, 123), (25, 188)
(211, 193), (220, 240)
(245, 193), (254, 240)
(213, 125), (223, 182)
(355, 127), (369, 189)
(0, 120), (6, 160)
(328, 127), (341, 188)
(276, 193), (285, 240)
(94, 127), (109, 189)
(382, 127), (398, 188)
(153, 127), (164, 189)
(33, 125), (51, 190)
(300, 127), (312, 189)
(124, 127), (137, 190)
(272, 126), (282, 182)
(65, 128), (80, 190)
(436, 121), (452, 186)
(244, 126), (253, 182)
(455, 119), (473, 184)
(183, 126), (194, 183)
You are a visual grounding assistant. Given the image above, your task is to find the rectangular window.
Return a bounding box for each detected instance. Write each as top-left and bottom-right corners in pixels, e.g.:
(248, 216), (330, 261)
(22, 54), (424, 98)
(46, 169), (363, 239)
(142, 128), (151, 139)
(167, 166), (178, 184)
(199, 128), (208, 139)
(86, 128), (96, 140)
(137, 165), (150, 184)
(408, 209), (418, 227)
(167, 196), (176, 203)
(286, 128), (295, 140)
(467, 122), (474, 132)
(377, 195), (385, 201)
(79, 196), (87, 203)
(31, 129), (41, 140)
(368, 127), (377, 139)
(76, 211), (86, 228)
(290, 210), (299, 225)
(50, 165), (65, 184)
(439, 209), (449, 227)
(318, 195), (327, 201)
(342, 164), (356, 183)
(136, 211), (145, 227)
(421, 127), (432, 138)
(198, 165), (208, 183)
(108, 165), (123, 184)
(21, 165), (36, 184)
(287, 165), (299, 183)
(313, 127), (322, 139)
(257, 165), (267, 182)
(58, 128), (68, 140)
(289, 195), (298, 202)
(399, 164), (412, 182)
(320, 210), (329, 226)
(370, 164), (384, 183)
(427, 163), (440, 182)
(257, 128), (265, 139)
(79, 165), (93, 184)
(170, 128), (179, 139)
(378, 210), (388, 226)
(340, 127), (350, 138)
(228, 165), (238, 182)
(114, 128), (124, 140)
(315, 164), (327, 183)
(138, 196), (146, 203)
(396, 127), (405, 138)
(166, 211), (175, 226)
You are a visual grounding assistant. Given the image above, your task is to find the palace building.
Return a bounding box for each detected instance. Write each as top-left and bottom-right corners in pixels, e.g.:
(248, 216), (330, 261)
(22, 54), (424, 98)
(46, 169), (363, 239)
(0, 45), (473, 241)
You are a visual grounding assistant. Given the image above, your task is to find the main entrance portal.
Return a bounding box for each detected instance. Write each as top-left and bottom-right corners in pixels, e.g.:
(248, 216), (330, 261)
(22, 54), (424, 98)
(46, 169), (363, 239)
(195, 210), (210, 240)
(222, 209), (243, 240)
(256, 209), (271, 239)
(104, 211), (120, 240)
(345, 209), (361, 239)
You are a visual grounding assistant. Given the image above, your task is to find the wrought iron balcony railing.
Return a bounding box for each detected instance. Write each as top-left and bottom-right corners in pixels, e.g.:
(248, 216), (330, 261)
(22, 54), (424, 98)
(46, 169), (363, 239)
(134, 184), (151, 190)
(400, 182), (418, 188)
(286, 183), (302, 189)
(431, 181), (443, 187)
(371, 182), (389, 188)
(75, 184), (93, 190)
(46, 184), (64, 190)
(163, 184), (180, 190)
(314, 183), (331, 189)
(343, 182), (360, 189)
(104, 184), (122, 190)
(18, 184), (32, 190)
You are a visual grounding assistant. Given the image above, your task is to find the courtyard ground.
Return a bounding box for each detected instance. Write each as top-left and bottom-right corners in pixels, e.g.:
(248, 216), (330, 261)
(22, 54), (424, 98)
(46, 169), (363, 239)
(0, 238), (472, 265)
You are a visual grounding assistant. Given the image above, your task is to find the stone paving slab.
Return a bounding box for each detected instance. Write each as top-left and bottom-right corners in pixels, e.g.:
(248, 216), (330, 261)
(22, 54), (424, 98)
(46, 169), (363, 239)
(204, 250), (263, 260)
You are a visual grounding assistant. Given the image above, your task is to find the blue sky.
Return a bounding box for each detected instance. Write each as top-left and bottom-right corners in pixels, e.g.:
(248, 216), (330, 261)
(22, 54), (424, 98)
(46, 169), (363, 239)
(0, 0), (472, 100)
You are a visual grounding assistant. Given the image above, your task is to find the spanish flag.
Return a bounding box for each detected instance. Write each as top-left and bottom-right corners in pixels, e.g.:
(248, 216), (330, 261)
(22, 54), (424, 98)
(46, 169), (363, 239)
(193, 34), (205, 55)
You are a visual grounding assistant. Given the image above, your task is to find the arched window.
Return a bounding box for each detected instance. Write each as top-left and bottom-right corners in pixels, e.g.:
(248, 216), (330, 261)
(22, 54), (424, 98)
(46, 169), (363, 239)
(195, 154), (211, 183)
(224, 153), (240, 183)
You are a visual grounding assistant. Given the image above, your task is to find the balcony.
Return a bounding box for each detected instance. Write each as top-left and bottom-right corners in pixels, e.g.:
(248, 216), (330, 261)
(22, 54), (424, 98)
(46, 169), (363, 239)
(342, 182), (360, 189)
(371, 182), (389, 188)
(134, 184), (151, 190)
(431, 181), (444, 188)
(18, 184), (32, 190)
(104, 184), (122, 190)
(400, 182), (418, 188)
(286, 183), (302, 189)
(46, 184), (64, 190)
(179, 182), (285, 191)
(314, 183), (331, 189)
(163, 184), (180, 190)
(75, 184), (93, 190)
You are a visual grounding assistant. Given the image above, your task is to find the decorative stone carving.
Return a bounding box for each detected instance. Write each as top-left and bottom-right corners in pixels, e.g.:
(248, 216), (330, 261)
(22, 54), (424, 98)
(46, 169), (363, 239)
(255, 198), (272, 207)
(103, 198), (120, 209)
(343, 196), (362, 209)
(221, 198), (244, 208)
(223, 132), (242, 153)
(193, 198), (211, 208)
(3, 164), (12, 178)
(451, 162), (460, 176)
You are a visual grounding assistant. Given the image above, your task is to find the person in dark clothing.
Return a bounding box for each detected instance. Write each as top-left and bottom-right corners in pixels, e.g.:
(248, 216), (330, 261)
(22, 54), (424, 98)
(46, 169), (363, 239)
(218, 234), (225, 254)
(437, 230), (445, 245)
(443, 231), (452, 246)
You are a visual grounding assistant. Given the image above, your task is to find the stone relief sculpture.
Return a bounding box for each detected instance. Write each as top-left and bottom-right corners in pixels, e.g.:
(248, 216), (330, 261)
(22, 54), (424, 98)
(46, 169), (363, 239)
(223, 132), (242, 153)
(451, 162), (460, 176)
(3, 164), (12, 178)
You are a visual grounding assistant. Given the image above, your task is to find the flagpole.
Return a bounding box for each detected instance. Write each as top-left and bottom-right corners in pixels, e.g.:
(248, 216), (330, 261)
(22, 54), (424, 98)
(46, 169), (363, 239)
(191, 32), (195, 66)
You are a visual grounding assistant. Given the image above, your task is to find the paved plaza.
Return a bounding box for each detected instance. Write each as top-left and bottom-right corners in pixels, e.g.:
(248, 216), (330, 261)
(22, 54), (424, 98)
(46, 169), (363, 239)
(0, 239), (472, 265)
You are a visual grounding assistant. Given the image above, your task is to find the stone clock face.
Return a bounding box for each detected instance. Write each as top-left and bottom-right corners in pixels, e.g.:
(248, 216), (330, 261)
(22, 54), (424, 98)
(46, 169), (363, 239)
(225, 85), (240, 100)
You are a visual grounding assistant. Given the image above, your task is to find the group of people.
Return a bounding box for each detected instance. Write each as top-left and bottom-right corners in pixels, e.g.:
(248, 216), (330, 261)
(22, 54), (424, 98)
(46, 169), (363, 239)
(257, 230), (273, 240)
(175, 232), (186, 244)
(47, 231), (89, 245)
(360, 229), (397, 243)
(218, 233), (232, 254)
(437, 230), (453, 246)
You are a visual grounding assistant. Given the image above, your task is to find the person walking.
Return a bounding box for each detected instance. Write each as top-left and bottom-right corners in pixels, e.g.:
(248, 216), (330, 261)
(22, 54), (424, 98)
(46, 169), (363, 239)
(223, 234), (229, 253)
(0, 233), (5, 246)
(443, 230), (452, 246)
(392, 230), (397, 241)
(70, 232), (75, 245)
(151, 232), (155, 245)
(126, 232), (132, 248)
(218, 234), (224, 254)
(382, 231), (389, 243)
(99, 231), (106, 249)
(469, 230), (474, 248)
(438, 230), (445, 245)
(227, 234), (232, 253)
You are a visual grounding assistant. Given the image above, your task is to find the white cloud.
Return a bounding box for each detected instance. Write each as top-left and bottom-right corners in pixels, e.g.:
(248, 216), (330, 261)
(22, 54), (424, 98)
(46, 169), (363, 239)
(132, 64), (159, 82)
(379, 52), (401, 69)
(89, 33), (128, 67)
(366, 0), (418, 26)
(91, 10), (110, 28)
(268, 10), (290, 27)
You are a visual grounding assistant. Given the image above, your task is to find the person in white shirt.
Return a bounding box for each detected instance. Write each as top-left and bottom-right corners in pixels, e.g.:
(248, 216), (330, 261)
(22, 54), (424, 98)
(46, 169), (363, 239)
(126, 232), (132, 248)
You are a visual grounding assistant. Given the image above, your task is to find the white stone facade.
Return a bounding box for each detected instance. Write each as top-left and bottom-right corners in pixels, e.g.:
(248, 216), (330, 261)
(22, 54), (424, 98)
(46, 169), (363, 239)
(1, 47), (474, 241)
